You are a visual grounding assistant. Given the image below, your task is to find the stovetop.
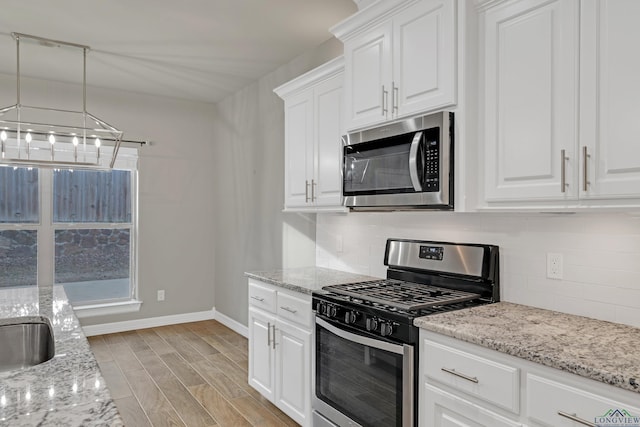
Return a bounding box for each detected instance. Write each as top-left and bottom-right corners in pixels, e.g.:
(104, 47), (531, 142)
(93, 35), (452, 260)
(312, 239), (499, 344)
(323, 279), (481, 312)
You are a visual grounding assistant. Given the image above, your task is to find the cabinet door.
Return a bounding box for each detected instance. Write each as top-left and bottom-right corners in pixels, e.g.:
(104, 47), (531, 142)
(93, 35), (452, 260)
(284, 91), (314, 208)
(422, 384), (523, 427)
(274, 319), (311, 426)
(314, 74), (344, 207)
(248, 308), (276, 401)
(344, 21), (392, 131)
(482, 0), (579, 203)
(580, 0), (640, 200)
(393, 0), (456, 119)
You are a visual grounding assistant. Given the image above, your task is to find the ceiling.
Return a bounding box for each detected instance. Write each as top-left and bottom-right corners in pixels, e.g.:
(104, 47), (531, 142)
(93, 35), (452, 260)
(0, 0), (357, 105)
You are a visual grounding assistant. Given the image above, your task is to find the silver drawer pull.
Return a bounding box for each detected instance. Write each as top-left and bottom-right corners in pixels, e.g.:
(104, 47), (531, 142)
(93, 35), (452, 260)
(441, 367), (479, 384)
(280, 306), (298, 314)
(557, 411), (595, 427)
(251, 296), (265, 302)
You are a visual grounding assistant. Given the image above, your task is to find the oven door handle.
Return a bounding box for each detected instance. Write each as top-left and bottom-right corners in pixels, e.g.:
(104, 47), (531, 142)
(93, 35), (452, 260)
(315, 317), (404, 355)
(409, 131), (423, 192)
(403, 343), (414, 427)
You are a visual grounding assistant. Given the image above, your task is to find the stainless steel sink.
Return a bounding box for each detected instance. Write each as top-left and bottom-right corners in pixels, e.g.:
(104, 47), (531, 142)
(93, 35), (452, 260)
(0, 316), (55, 372)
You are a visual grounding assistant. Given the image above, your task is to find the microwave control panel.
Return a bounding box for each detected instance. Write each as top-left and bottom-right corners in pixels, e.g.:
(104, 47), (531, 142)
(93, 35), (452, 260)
(424, 139), (440, 192)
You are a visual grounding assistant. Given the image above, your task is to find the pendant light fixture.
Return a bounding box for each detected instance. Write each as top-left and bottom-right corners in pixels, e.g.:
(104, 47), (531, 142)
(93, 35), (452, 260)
(0, 33), (125, 170)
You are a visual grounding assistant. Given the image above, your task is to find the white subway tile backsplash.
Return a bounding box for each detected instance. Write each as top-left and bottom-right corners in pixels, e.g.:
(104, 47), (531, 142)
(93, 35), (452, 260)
(316, 211), (640, 327)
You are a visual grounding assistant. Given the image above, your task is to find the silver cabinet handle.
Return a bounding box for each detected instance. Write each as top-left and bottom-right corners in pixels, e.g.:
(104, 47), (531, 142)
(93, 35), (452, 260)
(267, 321), (272, 347)
(280, 306), (298, 314)
(582, 146), (590, 191)
(271, 324), (277, 349)
(382, 85), (389, 117)
(392, 81), (398, 115)
(558, 411), (596, 427)
(441, 367), (479, 383)
(560, 149), (569, 193)
(250, 295), (264, 302)
(311, 179), (316, 202)
(305, 180), (310, 203)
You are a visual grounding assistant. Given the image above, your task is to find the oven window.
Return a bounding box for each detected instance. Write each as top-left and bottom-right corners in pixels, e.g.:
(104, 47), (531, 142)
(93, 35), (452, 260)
(316, 323), (403, 426)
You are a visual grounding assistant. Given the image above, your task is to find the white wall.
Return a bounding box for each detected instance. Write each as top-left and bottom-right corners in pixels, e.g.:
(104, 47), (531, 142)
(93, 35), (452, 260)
(316, 211), (640, 327)
(0, 74), (218, 326)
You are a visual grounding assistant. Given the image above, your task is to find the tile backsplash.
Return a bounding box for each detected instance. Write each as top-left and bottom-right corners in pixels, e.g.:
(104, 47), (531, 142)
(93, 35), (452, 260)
(316, 211), (640, 327)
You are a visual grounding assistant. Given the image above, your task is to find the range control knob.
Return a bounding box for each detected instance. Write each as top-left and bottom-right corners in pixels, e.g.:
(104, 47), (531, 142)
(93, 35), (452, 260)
(327, 305), (338, 318)
(316, 302), (326, 316)
(344, 311), (358, 325)
(380, 322), (394, 337)
(366, 317), (379, 332)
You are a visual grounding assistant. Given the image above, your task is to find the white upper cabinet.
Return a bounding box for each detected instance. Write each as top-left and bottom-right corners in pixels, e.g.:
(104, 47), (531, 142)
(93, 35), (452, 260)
(333, 0), (456, 131)
(314, 76), (345, 207)
(580, 0), (640, 201)
(481, 0), (640, 208)
(345, 22), (393, 129)
(482, 0), (579, 203)
(274, 57), (347, 212)
(393, 0), (456, 118)
(283, 90), (314, 208)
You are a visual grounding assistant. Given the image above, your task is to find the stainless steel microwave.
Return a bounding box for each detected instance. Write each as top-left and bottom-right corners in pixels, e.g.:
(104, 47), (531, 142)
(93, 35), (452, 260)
(342, 111), (454, 210)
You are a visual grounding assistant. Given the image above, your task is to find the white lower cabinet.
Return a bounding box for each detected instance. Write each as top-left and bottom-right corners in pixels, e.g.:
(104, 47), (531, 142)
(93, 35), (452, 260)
(527, 374), (640, 427)
(248, 279), (312, 426)
(421, 330), (640, 427)
(274, 318), (311, 423)
(423, 384), (522, 427)
(248, 307), (276, 401)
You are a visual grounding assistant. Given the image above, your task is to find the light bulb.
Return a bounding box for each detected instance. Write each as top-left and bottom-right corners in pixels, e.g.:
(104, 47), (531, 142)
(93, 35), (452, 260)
(48, 134), (56, 145)
(72, 136), (79, 146)
(0, 130), (6, 142)
(25, 132), (32, 143)
(94, 138), (101, 148)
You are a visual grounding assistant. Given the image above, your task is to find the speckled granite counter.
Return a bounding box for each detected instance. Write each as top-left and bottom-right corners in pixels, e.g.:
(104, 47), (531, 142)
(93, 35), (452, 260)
(415, 301), (640, 394)
(0, 285), (121, 426)
(245, 267), (378, 295)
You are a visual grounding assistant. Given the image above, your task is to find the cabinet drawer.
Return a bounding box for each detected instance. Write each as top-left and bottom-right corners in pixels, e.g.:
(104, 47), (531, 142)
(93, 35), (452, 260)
(527, 374), (640, 427)
(423, 340), (520, 413)
(276, 292), (312, 328)
(422, 383), (522, 427)
(248, 281), (277, 312)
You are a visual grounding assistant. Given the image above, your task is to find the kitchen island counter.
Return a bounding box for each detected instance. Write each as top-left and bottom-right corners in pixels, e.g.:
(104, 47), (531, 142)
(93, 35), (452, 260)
(0, 285), (121, 426)
(415, 301), (640, 394)
(245, 266), (378, 295)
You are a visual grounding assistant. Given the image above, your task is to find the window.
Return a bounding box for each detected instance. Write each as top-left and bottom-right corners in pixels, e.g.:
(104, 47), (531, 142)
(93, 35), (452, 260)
(0, 167), (38, 287)
(0, 148), (139, 316)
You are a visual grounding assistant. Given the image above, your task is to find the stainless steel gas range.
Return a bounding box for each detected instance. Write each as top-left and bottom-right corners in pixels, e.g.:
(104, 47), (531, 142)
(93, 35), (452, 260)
(311, 239), (500, 427)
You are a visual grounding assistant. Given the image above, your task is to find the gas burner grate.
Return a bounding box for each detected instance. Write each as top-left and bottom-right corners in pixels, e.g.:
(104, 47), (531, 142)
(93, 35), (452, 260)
(323, 279), (481, 311)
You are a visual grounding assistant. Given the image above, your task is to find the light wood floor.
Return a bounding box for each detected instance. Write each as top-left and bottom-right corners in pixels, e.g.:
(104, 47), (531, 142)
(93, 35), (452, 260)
(88, 320), (298, 427)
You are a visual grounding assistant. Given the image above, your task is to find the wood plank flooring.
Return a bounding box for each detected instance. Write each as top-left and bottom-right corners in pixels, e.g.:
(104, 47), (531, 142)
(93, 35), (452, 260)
(88, 320), (298, 427)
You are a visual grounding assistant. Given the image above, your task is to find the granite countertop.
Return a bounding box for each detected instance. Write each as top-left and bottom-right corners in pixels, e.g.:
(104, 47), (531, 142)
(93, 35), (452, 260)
(415, 301), (640, 394)
(245, 267), (378, 294)
(0, 285), (121, 426)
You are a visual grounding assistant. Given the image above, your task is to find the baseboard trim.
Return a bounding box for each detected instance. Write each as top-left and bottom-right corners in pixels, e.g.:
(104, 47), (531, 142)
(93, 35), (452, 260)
(81, 307), (249, 337)
(82, 309), (216, 337)
(212, 308), (248, 338)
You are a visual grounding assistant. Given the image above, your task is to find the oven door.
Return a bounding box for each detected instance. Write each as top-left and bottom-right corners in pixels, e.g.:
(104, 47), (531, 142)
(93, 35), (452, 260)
(313, 317), (414, 427)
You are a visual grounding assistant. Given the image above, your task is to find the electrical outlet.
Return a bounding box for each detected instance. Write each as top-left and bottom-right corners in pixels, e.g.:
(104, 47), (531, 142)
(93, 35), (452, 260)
(336, 235), (344, 253)
(157, 290), (165, 301)
(547, 253), (563, 280)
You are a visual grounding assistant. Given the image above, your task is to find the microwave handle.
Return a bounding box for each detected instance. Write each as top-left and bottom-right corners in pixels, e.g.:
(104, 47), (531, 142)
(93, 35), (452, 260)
(409, 131), (423, 191)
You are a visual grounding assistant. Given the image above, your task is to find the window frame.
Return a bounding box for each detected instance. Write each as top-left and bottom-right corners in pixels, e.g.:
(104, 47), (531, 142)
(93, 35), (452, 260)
(0, 154), (141, 317)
